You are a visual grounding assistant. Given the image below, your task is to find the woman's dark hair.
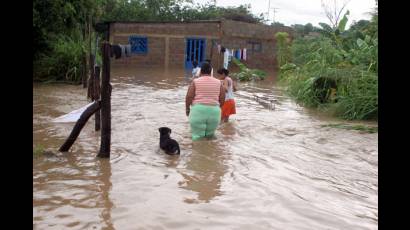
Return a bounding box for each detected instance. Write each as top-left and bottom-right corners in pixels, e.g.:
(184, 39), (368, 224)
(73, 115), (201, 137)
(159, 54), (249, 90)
(217, 68), (229, 76)
(200, 62), (212, 75)
(192, 60), (198, 68)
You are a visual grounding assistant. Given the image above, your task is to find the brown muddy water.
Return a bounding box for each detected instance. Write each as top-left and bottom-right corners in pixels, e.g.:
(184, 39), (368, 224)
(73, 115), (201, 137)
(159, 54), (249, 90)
(33, 67), (377, 230)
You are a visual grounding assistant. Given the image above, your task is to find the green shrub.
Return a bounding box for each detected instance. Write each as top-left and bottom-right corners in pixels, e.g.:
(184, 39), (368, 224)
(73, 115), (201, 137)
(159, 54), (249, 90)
(275, 32), (292, 67)
(231, 58), (267, 81)
(34, 35), (86, 82)
(33, 144), (45, 157)
(278, 28), (378, 120)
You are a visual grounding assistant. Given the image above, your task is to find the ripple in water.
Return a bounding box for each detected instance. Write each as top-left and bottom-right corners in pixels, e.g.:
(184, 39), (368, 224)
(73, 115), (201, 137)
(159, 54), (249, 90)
(33, 67), (377, 230)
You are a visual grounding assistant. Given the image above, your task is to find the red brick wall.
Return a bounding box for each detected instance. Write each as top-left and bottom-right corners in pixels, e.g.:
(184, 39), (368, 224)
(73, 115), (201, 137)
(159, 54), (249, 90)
(168, 37), (185, 68)
(111, 22), (221, 37)
(111, 35), (165, 68)
(110, 22), (221, 68)
(220, 20), (293, 71)
(108, 20), (293, 70)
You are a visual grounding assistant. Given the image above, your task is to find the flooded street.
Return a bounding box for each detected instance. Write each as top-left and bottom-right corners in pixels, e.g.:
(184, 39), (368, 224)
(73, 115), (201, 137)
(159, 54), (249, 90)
(33, 67), (377, 230)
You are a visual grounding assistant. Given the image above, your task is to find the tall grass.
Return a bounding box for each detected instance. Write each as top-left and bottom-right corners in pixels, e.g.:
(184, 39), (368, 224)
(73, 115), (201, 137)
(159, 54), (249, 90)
(34, 35), (86, 82)
(277, 34), (378, 120)
(33, 29), (102, 83)
(275, 32), (292, 67)
(33, 144), (44, 158)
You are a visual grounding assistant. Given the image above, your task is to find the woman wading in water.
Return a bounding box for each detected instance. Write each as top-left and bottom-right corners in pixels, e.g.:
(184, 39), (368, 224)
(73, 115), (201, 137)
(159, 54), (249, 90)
(185, 62), (225, 140)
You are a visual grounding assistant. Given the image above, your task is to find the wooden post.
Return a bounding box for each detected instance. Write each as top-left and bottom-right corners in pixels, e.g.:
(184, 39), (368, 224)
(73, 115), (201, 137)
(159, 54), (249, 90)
(87, 54), (95, 100)
(94, 66), (101, 131)
(98, 42), (111, 158)
(59, 101), (101, 152)
(82, 53), (87, 88)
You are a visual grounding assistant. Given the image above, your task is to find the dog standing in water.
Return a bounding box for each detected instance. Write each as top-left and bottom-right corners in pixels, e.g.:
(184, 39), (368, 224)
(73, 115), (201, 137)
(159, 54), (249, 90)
(158, 127), (180, 155)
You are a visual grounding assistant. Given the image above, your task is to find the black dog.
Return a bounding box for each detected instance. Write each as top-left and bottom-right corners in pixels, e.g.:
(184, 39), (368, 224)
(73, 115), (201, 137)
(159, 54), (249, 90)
(158, 127), (180, 155)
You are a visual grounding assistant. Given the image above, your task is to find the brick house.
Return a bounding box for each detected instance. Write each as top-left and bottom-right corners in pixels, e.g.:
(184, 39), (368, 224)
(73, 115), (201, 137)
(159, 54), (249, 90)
(103, 19), (293, 71)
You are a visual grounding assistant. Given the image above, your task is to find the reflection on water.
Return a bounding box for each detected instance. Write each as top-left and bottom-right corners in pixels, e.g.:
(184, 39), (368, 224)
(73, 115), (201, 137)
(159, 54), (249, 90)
(98, 159), (114, 230)
(33, 152), (115, 229)
(33, 67), (377, 229)
(178, 140), (229, 203)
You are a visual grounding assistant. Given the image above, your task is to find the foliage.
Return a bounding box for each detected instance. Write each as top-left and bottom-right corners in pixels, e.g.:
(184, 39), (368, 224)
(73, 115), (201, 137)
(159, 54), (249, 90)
(291, 23), (322, 38)
(33, 145), (45, 158)
(99, 1), (264, 23)
(278, 5), (378, 121)
(33, 0), (101, 82)
(275, 32), (292, 67)
(231, 59), (267, 81)
(271, 22), (285, 27)
(304, 23), (314, 35)
(34, 34), (86, 82)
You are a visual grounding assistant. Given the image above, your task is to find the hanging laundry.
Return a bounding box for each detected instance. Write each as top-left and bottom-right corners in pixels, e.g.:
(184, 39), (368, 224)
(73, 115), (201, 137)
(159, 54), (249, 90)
(223, 49), (229, 69)
(120, 45), (125, 58)
(124, 44), (132, 57)
(242, 48), (247, 61)
(235, 49), (241, 59)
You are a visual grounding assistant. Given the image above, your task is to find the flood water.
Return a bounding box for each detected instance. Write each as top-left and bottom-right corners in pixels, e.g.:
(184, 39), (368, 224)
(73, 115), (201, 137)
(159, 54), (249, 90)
(33, 67), (378, 230)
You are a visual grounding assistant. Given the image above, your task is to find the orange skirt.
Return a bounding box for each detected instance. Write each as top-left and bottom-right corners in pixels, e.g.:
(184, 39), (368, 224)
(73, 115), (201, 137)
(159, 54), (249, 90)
(221, 99), (236, 118)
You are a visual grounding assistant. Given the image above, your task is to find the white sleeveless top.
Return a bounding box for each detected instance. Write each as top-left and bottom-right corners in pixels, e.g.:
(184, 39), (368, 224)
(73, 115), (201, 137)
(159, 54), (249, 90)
(225, 77), (234, 100)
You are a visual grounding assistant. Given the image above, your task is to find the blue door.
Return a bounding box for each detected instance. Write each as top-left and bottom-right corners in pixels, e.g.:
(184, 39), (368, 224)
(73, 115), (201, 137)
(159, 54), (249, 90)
(185, 38), (206, 69)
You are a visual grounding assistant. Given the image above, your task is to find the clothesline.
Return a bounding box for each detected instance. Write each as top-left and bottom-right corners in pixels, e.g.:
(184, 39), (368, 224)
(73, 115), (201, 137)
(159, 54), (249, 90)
(215, 43), (247, 69)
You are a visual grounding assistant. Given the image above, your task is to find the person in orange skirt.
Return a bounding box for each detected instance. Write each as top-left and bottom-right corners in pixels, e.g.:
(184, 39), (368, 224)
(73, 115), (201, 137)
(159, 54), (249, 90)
(216, 68), (237, 122)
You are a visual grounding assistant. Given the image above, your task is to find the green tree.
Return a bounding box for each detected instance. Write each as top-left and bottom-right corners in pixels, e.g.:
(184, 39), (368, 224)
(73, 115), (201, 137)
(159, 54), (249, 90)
(271, 22), (285, 27)
(275, 32), (292, 67)
(304, 23), (313, 35)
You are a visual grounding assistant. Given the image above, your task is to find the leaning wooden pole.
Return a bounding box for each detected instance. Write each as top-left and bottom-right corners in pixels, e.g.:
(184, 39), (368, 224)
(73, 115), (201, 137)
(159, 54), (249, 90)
(59, 101), (101, 152)
(98, 42), (111, 158)
(94, 66), (101, 131)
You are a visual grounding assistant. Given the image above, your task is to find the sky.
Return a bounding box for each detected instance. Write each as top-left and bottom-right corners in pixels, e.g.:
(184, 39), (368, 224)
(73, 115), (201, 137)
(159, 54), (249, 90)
(193, 0), (377, 28)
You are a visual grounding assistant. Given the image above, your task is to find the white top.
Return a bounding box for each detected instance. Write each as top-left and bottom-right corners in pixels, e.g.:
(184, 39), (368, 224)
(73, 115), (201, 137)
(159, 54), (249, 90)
(192, 67), (201, 78)
(223, 50), (229, 69)
(224, 77), (235, 100)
